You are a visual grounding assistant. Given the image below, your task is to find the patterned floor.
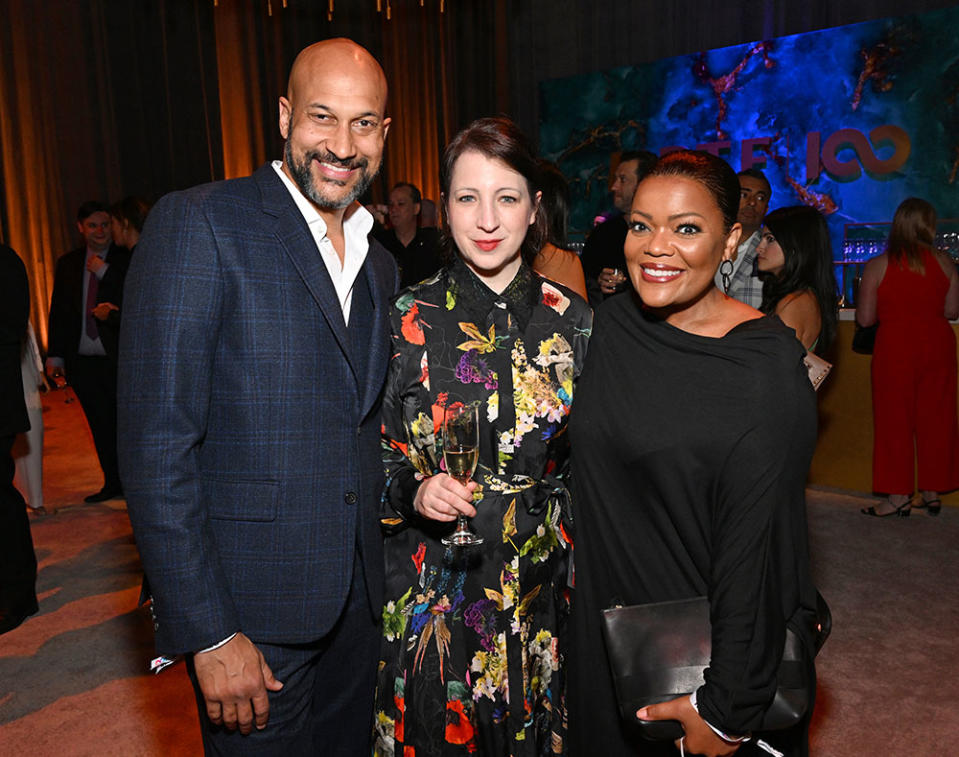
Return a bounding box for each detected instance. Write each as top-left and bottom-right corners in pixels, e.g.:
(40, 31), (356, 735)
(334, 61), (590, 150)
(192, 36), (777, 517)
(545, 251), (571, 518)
(0, 390), (200, 755)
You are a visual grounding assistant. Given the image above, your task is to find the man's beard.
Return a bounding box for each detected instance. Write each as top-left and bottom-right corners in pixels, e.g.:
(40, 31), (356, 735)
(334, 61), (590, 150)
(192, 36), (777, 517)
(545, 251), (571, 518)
(285, 140), (376, 209)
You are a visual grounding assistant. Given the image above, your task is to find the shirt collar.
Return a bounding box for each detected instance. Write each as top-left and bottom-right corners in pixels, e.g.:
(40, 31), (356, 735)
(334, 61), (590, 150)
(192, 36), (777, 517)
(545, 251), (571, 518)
(449, 255), (538, 332)
(271, 160), (373, 240)
(738, 229), (760, 253)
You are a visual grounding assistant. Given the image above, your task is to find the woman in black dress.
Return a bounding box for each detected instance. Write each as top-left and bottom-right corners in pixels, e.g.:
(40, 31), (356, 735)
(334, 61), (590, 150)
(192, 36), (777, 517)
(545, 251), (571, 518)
(373, 118), (591, 755)
(567, 151), (819, 756)
(755, 205), (838, 355)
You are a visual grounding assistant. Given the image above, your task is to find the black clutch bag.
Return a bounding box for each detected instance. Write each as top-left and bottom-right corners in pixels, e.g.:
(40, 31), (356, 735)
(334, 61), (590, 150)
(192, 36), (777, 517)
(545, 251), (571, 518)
(600, 594), (829, 741)
(852, 323), (878, 354)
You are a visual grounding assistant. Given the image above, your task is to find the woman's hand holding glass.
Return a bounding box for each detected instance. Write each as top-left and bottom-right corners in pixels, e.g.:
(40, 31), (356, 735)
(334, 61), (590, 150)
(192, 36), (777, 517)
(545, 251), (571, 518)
(414, 474), (478, 522)
(599, 267), (628, 295)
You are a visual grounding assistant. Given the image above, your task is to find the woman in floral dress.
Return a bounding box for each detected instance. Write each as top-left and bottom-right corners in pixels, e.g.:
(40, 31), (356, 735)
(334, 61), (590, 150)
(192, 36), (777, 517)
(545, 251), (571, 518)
(373, 117), (591, 756)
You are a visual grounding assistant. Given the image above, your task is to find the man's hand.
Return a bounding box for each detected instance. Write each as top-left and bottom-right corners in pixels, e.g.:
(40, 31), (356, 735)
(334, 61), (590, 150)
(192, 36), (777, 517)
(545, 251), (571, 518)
(598, 267), (628, 295)
(86, 255), (106, 274)
(193, 633), (284, 734)
(637, 695), (742, 757)
(365, 203), (388, 226)
(414, 474), (478, 522)
(91, 302), (119, 321)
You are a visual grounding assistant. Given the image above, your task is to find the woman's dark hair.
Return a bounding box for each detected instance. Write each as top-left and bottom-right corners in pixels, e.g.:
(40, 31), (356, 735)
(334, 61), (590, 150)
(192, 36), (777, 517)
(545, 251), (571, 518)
(109, 196), (152, 233)
(887, 197), (937, 274)
(759, 205), (839, 353)
(536, 159), (570, 249)
(645, 150), (741, 231)
(439, 117), (546, 265)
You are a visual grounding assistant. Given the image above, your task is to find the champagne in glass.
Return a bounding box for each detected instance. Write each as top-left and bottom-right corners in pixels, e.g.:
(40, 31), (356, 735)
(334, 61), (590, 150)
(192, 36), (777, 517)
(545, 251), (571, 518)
(445, 445), (478, 484)
(441, 402), (483, 547)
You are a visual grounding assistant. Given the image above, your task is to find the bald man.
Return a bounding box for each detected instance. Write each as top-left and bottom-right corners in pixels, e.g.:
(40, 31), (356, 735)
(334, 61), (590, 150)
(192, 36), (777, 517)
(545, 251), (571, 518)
(118, 39), (397, 754)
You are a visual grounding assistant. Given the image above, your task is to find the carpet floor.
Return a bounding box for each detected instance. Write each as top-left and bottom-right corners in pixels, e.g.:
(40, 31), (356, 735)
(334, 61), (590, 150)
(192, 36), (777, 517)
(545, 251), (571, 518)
(1, 391), (956, 756)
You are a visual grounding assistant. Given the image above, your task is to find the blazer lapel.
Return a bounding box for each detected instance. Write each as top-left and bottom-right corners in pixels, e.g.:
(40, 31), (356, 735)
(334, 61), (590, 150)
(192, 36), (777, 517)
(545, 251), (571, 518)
(357, 240), (395, 419)
(254, 165), (356, 380)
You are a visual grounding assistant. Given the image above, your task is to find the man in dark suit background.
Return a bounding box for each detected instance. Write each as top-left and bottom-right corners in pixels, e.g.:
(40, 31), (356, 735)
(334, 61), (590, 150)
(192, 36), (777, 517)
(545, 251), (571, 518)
(118, 38), (396, 755)
(580, 150), (657, 306)
(374, 181), (444, 287)
(46, 202), (131, 502)
(0, 244), (38, 634)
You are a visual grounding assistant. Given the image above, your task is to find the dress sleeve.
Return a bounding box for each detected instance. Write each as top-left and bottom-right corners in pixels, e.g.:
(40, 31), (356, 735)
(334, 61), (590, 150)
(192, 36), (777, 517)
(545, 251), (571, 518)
(380, 294), (439, 523)
(696, 345), (817, 735)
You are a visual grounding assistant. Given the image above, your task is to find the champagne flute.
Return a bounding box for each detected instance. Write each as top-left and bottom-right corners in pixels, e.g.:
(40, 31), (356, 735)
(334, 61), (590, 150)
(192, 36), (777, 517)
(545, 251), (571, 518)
(441, 402), (483, 547)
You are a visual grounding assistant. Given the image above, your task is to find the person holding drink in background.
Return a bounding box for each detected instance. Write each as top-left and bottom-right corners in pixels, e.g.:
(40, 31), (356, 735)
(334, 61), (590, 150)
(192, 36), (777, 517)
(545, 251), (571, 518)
(373, 117), (591, 755)
(582, 150), (658, 306)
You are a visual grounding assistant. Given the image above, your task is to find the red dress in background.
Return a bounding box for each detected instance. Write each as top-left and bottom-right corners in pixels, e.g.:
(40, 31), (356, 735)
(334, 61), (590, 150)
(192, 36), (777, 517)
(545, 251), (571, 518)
(872, 248), (959, 494)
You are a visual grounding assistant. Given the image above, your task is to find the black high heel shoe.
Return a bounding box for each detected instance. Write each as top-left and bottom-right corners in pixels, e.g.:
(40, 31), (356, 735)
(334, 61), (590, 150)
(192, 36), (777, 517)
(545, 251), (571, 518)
(860, 501), (911, 517)
(914, 498), (942, 516)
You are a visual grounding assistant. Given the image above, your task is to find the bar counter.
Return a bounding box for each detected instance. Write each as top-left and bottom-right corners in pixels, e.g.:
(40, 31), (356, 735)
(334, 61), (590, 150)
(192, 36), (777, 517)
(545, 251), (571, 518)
(809, 311), (959, 506)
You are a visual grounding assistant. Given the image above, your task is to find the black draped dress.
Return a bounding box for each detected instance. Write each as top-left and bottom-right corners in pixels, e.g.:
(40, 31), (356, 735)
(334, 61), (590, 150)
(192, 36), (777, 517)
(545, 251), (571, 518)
(567, 293), (819, 756)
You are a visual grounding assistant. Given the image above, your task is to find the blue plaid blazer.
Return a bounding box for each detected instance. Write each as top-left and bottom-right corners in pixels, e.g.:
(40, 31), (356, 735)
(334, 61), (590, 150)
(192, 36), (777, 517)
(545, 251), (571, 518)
(118, 164), (398, 656)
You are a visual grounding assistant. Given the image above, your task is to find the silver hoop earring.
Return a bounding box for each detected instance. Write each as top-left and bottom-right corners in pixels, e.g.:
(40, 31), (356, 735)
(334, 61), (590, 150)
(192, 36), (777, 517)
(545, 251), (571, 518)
(719, 259), (734, 294)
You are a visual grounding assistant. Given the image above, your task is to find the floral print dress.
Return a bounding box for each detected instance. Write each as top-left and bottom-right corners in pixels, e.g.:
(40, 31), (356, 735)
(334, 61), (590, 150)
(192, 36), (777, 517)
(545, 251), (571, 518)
(373, 258), (591, 756)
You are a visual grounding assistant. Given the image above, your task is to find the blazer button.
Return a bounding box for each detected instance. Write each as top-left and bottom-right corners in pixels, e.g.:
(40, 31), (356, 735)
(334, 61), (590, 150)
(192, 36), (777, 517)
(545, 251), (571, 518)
(344, 491), (357, 504)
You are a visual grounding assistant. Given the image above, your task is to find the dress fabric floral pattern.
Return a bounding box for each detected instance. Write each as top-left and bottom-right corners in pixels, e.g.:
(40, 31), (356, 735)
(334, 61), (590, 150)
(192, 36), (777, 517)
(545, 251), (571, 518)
(374, 259), (591, 756)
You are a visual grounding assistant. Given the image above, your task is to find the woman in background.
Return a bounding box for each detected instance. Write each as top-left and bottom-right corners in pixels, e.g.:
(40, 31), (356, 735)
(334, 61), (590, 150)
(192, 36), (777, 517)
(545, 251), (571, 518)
(13, 322), (46, 515)
(568, 150), (819, 756)
(374, 117), (591, 755)
(857, 197), (959, 517)
(532, 160), (588, 300)
(94, 196), (151, 360)
(108, 196), (150, 252)
(756, 205), (838, 355)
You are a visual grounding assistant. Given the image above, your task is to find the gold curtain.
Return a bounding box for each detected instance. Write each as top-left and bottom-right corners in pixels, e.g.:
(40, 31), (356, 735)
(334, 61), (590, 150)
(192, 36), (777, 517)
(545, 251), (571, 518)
(0, 4), (64, 349)
(0, 0), (122, 347)
(0, 0), (219, 351)
(214, 2), (270, 179)
(0, 0), (483, 351)
(379, 2), (456, 210)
